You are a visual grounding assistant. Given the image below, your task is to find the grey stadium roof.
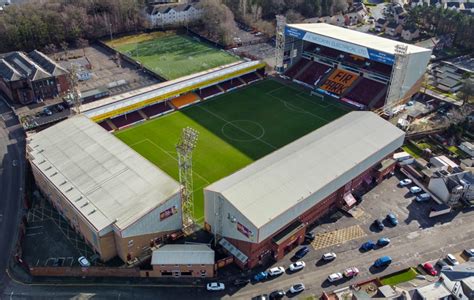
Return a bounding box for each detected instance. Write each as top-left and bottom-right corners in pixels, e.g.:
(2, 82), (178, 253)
(206, 112), (405, 229)
(27, 115), (181, 233)
(151, 244), (214, 265)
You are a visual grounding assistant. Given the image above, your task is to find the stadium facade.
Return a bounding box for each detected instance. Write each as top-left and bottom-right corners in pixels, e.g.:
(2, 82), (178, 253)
(26, 116), (182, 262)
(278, 23), (432, 111)
(204, 112), (405, 269)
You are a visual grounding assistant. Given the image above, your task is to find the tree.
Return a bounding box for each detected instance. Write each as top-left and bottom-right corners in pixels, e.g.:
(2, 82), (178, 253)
(459, 75), (474, 106)
(77, 38), (89, 57)
(198, 0), (238, 45)
(60, 41), (69, 61)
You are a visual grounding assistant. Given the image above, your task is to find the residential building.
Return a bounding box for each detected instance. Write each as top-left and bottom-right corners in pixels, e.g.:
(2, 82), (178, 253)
(402, 27), (420, 41)
(430, 155), (459, 172)
(149, 244), (215, 277)
(459, 141), (474, 157)
(0, 50), (69, 105)
(385, 21), (403, 36)
(145, 3), (202, 27)
(428, 170), (474, 206)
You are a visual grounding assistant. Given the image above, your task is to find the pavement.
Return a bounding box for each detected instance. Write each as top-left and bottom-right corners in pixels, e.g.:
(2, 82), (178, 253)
(0, 98), (26, 288)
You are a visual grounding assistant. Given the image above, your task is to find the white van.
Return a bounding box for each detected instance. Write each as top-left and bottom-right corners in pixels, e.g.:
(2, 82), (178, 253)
(416, 193), (431, 202)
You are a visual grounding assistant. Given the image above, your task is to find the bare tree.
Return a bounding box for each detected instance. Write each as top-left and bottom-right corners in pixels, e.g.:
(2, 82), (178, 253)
(77, 38), (89, 57)
(60, 41), (69, 61)
(459, 75), (474, 106)
(198, 0), (238, 45)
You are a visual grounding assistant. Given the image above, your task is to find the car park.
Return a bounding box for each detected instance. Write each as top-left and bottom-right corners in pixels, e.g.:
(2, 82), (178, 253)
(360, 240), (376, 251)
(386, 213), (398, 226)
(399, 179), (412, 186)
(423, 262), (437, 276)
(289, 261), (305, 272)
(254, 271), (268, 282)
(343, 267), (359, 278)
(410, 186), (422, 194)
(268, 266), (285, 276)
(446, 253), (459, 265)
(322, 252), (337, 261)
(206, 282), (225, 291)
(294, 246), (309, 259)
(289, 283), (305, 294)
(327, 272), (343, 282)
(374, 256), (392, 267)
(464, 249), (474, 257)
(416, 193), (431, 202)
(233, 278), (250, 286)
(269, 290), (285, 299)
(377, 237), (390, 247)
(373, 219), (384, 230)
(78, 256), (90, 267)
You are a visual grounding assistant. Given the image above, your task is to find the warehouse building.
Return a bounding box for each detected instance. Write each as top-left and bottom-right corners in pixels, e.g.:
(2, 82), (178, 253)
(204, 112), (405, 269)
(150, 244), (215, 278)
(26, 115), (182, 262)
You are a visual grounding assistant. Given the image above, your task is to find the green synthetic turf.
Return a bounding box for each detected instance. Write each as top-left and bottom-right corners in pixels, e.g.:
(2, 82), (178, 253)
(115, 79), (349, 222)
(112, 34), (239, 80)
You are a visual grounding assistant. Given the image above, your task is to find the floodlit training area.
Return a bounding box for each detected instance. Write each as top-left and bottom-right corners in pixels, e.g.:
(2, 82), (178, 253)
(115, 79), (349, 222)
(107, 32), (240, 80)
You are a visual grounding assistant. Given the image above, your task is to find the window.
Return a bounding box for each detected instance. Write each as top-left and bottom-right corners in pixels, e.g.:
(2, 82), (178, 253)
(181, 271), (192, 276)
(187, 264), (192, 267)
(128, 240), (134, 247)
(161, 271), (172, 276)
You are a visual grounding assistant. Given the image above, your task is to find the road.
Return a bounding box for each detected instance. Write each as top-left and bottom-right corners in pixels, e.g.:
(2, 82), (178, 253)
(0, 100), (25, 289)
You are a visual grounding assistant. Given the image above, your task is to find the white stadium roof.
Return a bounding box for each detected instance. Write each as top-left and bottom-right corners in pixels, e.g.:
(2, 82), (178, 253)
(206, 112), (405, 229)
(287, 23), (430, 55)
(27, 115), (180, 233)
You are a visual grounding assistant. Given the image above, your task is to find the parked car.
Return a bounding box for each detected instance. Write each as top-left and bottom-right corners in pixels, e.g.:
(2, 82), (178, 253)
(423, 262), (438, 276)
(78, 256), (90, 267)
(373, 219), (384, 230)
(251, 294), (269, 300)
(289, 283), (305, 294)
(374, 256), (392, 268)
(436, 259), (448, 269)
(254, 271), (268, 282)
(386, 213), (398, 226)
(446, 254), (459, 265)
(322, 252), (337, 261)
(360, 240), (376, 251)
(289, 261), (306, 272)
(304, 232), (315, 241)
(268, 266), (285, 277)
(416, 193), (431, 202)
(343, 267), (359, 278)
(464, 248), (474, 258)
(377, 237), (391, 247)
(327, 272), (343, 282)
(233, 278), (250, 286)
(294, 246), (309, 259)
(399, 179), (412, 186)
(269, 290), (285, 299)
(410, 186), (422, 194)
(206, 282), (225, 291)
(43, 107), (53, 116)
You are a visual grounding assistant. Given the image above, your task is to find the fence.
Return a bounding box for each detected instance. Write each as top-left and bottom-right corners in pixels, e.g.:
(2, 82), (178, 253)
(29, 266), (141, 277)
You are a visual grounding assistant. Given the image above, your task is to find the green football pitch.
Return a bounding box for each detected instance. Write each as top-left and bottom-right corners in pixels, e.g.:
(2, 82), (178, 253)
(111, 34), (239, 80)
(115, 79), (349, 223)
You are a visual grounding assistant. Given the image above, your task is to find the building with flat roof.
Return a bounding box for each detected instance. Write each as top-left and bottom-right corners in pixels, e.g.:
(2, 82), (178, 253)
(150, 244), (215, 277)
(205, 112), (405, 269)
(27, 115), (182, 262)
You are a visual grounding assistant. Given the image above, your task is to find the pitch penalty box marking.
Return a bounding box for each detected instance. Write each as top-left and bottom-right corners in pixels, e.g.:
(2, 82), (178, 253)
(127, 138), (211, 185)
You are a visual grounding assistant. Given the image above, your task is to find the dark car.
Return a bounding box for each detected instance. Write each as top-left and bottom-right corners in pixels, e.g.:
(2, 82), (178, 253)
(251, 294), (269, 300)
(373, 219), (385, 230)
(233, 278), (250, 286)
(360, 240), (376, 251)
(304, 232), (315, 241)
(269, 290), (285, 299)
(436, 259), (448, 269)
(386, 213), (398, 226)
(377, 237), (390, 247)
(294, 246), (309, 259)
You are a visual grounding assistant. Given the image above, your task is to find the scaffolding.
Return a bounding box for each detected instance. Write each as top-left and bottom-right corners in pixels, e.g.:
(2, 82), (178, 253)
(384, 44), (409, 116)
(176, 127), (199, 234)
(275, 15), (286, 73)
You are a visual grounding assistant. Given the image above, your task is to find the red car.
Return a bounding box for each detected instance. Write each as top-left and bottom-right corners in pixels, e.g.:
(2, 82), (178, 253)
(423, 262), (438, 276)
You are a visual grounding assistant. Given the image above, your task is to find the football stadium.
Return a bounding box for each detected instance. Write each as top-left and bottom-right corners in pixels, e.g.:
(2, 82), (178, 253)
(27, 24), (425, 267)
(107, 32), (240, 80)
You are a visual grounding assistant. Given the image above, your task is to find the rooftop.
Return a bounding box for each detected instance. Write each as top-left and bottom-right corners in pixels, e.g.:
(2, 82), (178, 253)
(151, 244), (214, 265)
(287, 23), (430, 55)
(27, 115), (181, 232)
(206, 112), (405, 229)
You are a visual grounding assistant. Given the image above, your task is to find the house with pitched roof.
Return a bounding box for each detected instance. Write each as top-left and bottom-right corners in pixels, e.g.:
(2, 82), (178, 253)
(145, 2), (202, 27)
